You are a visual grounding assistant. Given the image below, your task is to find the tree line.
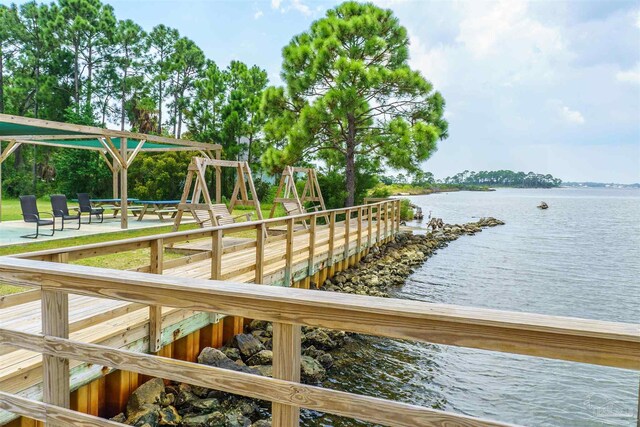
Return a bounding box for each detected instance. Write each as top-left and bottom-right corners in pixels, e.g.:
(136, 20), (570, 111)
(0, 0), (268, 197)
(443, 170), (562, 188)
(0, 1), (448, 207)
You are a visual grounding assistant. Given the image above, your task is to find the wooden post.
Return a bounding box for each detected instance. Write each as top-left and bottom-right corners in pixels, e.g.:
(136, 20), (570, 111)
(328, 211), (336, 268)
(384, 201), (389, 240)
(112, 160), (119, 199)
(149, 238), (164, 353)
(308, 214), (316, 276)
(357, 207), (363, 254)
(211, 229), (222, 280)
(119, 138), (128, 229)
(272, 322), (301, 426)
(390, 201), (395, 236)
(396, 199), (401, 232)
(215, 149), (222, 204)
(255, 223), (265, 283)
(376, 204), (381, 244)
(367, 206), (373, 248)
(42, 289), (70, 413)
(343, 209), (351, 263)
(284, 218), (294, 286)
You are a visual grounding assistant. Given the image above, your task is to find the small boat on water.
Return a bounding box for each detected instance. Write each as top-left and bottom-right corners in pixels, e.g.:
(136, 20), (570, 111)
(538, 201), (549, 209)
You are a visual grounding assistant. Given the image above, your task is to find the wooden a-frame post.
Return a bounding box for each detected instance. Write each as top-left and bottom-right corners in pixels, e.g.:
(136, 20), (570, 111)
(173, 157), (263, 231)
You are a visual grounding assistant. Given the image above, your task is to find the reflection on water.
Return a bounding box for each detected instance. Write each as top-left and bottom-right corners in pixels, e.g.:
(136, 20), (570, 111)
(305, 188), (640, 427)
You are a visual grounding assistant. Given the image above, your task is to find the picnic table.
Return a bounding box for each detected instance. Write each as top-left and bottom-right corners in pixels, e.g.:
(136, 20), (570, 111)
(135, 200), (188, 221)
(89, 198), (141, 218)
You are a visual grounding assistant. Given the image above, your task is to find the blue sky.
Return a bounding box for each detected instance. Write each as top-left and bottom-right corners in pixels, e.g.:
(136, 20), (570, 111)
(13, 0), (640, 183)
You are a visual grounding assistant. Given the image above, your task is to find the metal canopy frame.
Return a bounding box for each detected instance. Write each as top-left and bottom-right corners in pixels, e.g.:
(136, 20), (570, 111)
(0, 114), (222, 229)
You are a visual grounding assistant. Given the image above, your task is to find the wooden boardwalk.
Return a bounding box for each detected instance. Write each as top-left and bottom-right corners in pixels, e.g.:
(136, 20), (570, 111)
(0, 202), (399, 422)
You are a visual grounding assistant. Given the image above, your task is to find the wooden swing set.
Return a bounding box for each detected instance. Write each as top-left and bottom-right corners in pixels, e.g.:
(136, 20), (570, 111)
(269, 166), (327, 228)
(173, 157), (263, 231)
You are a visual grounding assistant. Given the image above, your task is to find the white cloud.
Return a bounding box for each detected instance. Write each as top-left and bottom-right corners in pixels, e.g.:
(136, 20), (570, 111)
(616, 63), (640, 84)
(270, 0), (311, 16)
(254, 10), (264, 20)
(559, 105), (585, 124)
(550, 100), (585, 124)
(290, 0), (312, 16)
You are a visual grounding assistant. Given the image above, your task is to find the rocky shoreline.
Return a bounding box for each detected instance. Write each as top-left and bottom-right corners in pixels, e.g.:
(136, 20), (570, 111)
(113, 217), (505, 427)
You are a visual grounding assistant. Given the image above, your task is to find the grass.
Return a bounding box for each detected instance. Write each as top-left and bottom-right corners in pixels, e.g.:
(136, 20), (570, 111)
(0, 201), (285, 296)
(1, 197), (53, 221)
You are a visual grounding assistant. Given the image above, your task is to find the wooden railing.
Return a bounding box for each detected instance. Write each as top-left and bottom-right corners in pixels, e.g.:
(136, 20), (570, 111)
(2, 200), (400, 347)
(0, 257), (638, 427)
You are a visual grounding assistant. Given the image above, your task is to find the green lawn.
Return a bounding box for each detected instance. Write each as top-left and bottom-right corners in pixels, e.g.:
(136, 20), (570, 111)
(1, 197), (54, 221)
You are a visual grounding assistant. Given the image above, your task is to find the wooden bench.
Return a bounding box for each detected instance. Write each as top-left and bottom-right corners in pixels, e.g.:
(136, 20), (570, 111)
(193, 204), (253, 227)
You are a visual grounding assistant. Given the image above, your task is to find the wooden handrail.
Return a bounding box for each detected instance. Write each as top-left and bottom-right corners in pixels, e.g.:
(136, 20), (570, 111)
(0, 257), (637, 369)
(0, 256), (637, 426)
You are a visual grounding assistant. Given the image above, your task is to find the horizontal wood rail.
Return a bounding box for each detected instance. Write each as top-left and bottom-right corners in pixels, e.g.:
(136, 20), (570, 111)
(0, 257), (638, 426)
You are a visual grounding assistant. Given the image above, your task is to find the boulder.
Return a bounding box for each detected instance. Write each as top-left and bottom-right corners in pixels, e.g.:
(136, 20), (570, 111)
(252, 420), (272, 427)
(232, 399), (259, 418)
(302, 345), (325, 359)
(222, 347), (242, 361)
(159, 393), (175, 407)
(190, 385), (210, 398)
(125, 403), (160, 427)
(181, 411), (225, 427)
(197, 347), (228, 365)
(197, 347), (262, 375)
(126, 378), (165, 415)
(255, 364), (273, 377)
(317, 353), (334, 369)
(246, 349), (273, 366)
(189, 397), (222, 413)
(224, 411), (252, 427)
(110, 413), (126, 424)
(233, 334), (265, 359)
(300, 355), (326, 383)
(248, 319), (270, 331)
(304, 329), (337, 350)
(158, 406), (181, 426)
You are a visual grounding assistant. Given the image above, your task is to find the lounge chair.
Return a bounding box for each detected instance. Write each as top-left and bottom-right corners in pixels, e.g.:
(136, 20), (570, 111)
(77, 193), (104, 224)
(19, 195), (55, 238)
(50, 194), (81, 231)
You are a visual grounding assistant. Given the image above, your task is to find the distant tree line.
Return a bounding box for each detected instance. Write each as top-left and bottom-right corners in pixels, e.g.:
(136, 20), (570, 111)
(443, 170), (562, 188)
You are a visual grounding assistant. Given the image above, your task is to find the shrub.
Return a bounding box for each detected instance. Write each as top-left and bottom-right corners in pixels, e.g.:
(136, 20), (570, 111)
(399, 198), (414, 221)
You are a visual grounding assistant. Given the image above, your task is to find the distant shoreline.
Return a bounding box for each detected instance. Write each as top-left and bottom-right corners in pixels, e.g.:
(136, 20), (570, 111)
(391, 187), (495, 196)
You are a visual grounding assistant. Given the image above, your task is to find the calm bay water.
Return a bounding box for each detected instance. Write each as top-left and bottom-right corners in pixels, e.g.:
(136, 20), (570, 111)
(309, 188), (640, 427)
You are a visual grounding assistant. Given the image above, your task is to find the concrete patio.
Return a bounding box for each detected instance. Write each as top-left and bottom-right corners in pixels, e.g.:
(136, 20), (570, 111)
(0, 216), (190, 247)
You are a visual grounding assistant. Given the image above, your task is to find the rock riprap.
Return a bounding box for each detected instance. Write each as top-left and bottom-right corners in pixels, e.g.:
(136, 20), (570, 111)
(114, 217), (504, 426)
(319, 218), (505, 297)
